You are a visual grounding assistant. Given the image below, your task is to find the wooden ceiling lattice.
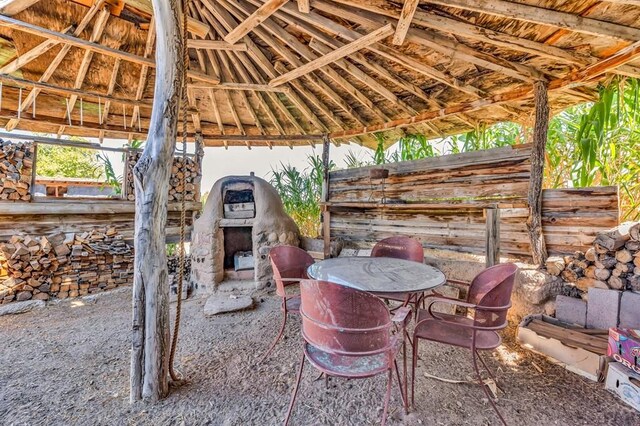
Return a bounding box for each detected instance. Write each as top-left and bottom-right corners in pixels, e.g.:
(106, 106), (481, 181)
(0, 0), (639, 148)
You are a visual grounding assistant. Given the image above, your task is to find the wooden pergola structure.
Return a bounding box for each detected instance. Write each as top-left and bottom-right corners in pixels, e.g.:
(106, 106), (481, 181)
(1, 0), (640, 403)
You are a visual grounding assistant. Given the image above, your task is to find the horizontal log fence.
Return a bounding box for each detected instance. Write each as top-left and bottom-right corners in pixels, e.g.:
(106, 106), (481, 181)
(324, 146), (619, 259)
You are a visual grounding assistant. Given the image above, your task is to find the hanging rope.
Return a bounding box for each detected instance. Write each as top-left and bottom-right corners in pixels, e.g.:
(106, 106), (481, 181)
(169, 0), (190, 383)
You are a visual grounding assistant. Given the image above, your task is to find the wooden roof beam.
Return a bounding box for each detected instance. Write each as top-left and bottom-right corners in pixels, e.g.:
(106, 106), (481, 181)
(269, 24), (394, 86)
(0, 0), (39, 15)
(392, 0), (418, 45)
(212, 0), (372, 125)
(422, 0), (640, 41)
(329, 40), (640, 139)
(0, 14), (221, 84)
(197, 1), (312, 137)
(223, 0), (289, 44)
(314, 0), (546, 82)
(334, 0), (590, 65)
(187, 39), (248, 51)
(0, 26), (73, 74)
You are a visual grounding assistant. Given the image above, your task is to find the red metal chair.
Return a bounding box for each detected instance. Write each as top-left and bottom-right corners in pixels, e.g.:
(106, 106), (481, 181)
(285, 280), (411, 426)
(257, 245), (314, 363)
(371, 236), (425, 310)
(411, 263), (518, 426)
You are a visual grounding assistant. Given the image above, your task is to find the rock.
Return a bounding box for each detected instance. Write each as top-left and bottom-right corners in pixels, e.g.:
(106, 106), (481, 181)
(0, 299), (45, 316)
(204, 294), (254, 316)
(16, 291), (32, 301)
(33, 292), (49, 301)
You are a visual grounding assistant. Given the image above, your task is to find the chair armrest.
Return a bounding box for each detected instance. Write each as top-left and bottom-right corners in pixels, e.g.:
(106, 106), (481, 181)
(422, 298), (511, 331)
(279, 278), (302, 283)
(391, 306), (412, 329)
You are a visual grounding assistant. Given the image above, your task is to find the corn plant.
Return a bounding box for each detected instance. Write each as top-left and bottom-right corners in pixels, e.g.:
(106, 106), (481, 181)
(270, 155), (335, 237)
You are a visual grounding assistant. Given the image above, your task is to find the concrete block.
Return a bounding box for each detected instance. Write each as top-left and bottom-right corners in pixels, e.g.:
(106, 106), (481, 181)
(586, 288), (621, 329)
(556, 295), (587, 327)
(619, 291), (640, 329)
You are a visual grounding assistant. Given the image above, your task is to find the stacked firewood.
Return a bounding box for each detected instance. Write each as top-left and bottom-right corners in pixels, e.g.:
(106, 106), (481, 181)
(546, 222), (640, 292)
(124, 152), (200, 202)
(0, 229), (133, 304)
(0, 140), (33, 201)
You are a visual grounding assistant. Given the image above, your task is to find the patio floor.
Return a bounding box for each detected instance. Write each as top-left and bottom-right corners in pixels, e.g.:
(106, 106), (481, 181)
(1, 288), (639, 425)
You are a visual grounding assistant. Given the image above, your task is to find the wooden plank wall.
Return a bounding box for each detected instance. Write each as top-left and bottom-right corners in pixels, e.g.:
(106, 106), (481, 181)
(329, 145), (533, 205)
(327, 146), (619, 257)
(0, 200), (201, 244)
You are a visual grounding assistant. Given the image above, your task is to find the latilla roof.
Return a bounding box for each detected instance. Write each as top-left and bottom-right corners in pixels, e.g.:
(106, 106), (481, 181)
(0, 0), (639, 148)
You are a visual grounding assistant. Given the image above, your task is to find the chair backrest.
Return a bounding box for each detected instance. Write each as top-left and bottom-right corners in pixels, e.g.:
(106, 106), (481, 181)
(467, 263), (518, 330)
(269, 245), (315, 297)
(300, 280), (392, 356)
(371, 236), (424, 263)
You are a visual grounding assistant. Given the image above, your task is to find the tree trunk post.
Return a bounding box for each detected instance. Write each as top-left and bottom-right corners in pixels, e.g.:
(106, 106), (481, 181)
(321, 134), (331, 259)
(194, 131), (204, 202)
(131, 0), (184, 403)
(527, 80), (549, 266)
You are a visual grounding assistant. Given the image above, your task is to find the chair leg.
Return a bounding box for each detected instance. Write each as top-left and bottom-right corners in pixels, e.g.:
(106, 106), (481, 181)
(475, 349), (505, 393)
(471, 349), (507, 426)
(381, 368), (393, 426)
(284, 350), (306, 426)
(257, 311), (287, 364)
(411, 336), (419, 407)
(394, 360), (408, 414)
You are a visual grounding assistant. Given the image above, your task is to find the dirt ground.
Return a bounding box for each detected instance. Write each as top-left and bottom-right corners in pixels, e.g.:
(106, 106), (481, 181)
(1, 288), (639, 426)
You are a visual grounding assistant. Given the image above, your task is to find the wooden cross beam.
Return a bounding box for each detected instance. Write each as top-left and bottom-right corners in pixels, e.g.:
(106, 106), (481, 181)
(269, 23), (394, 86)
(422, 0), (640, 41)
(392, 0), (419, 45)
(0, 14), (221, 84)
(187, 39), (248, 51)
(223, 0), (289, 44)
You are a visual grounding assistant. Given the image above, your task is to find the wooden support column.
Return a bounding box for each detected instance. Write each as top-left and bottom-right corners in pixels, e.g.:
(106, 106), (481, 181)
(485, 205), (500, 267)
(321, 134), (331, 259)
(527, 81), (549, 266)
(130, 0), (184, 403)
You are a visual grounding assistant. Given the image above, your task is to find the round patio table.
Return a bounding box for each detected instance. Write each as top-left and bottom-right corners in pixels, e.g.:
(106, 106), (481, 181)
(306, 256), (446, 294)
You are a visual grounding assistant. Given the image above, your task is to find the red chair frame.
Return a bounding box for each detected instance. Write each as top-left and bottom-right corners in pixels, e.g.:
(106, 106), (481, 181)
(285, 280), (411, 426)
(257, 245), (314, 363)
(411, 263), (518, 426)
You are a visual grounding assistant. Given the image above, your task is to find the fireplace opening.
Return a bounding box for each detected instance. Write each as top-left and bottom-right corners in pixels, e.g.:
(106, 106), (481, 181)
(223, 227), (254, 278)
(223, 181), (256, 219)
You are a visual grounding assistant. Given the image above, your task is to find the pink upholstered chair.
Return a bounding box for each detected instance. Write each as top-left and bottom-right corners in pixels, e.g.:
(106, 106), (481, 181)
(411, 263), (518, 426)
(285, 280), (411, 426)
(371, 236), (425, 311)
(257, 245), (314, 363)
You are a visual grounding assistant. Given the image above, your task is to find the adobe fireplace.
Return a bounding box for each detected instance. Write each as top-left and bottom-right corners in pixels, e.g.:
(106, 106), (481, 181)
(190, 175), (300, 291)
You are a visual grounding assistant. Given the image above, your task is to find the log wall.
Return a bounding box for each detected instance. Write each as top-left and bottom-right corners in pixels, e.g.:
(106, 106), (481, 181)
(326, 146), (619, 257)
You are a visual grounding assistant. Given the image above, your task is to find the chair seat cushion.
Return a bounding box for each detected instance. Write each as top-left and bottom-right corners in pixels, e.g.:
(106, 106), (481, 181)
(414, 309), (501, 350)
(304, 343), (391, 378)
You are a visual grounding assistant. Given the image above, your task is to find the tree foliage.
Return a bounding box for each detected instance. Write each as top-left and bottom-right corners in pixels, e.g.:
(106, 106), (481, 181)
(37, 145), (103, 179)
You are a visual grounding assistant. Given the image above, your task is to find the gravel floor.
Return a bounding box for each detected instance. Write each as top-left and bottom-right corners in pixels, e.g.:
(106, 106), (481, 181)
(1, 288), (639, 426)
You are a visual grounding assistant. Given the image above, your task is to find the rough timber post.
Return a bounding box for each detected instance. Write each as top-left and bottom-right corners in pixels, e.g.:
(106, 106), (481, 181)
(321, 134), (331, 259)
(527, 81), (549, 266)
(130, 0), (184, 403)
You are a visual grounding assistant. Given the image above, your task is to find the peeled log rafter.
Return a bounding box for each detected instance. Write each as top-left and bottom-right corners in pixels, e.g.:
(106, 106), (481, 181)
(130, 0), (183, 403)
